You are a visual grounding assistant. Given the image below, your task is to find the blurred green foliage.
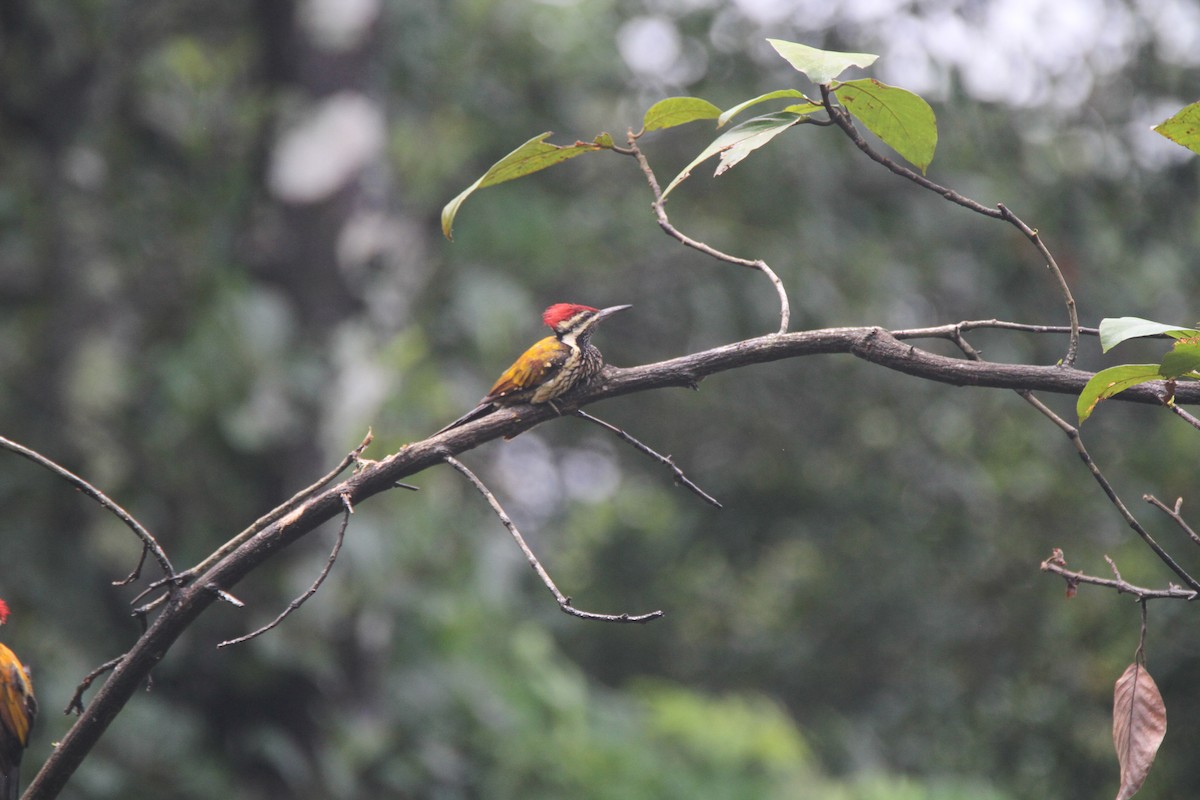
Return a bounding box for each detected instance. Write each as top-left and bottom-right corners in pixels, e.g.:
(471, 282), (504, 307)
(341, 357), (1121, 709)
(2, 0), (1199, 798)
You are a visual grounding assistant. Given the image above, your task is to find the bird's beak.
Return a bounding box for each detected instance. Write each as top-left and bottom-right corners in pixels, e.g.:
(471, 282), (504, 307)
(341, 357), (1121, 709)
(597, 304), (632, 320)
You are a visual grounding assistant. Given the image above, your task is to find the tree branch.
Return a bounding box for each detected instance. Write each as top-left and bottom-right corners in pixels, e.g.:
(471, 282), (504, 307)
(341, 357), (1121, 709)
(573, 410), (722, 508)
(444, 454), (663, 623)
(0, 435), (174, 582)
(1145, 495), (1200, 549)
(27, 322), (1199, 797)
(1017, 391), (1200, 592)
(1041, 549), (1198, 601)
(596, 326), (1200, 406)
(624, 129), (791, 334)
(217, 491), (354, 648)
(820, 86), (1080, 366)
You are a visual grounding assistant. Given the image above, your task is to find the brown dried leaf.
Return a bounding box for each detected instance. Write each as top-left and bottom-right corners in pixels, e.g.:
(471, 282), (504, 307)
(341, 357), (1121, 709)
(1113, 662), (1167, 800)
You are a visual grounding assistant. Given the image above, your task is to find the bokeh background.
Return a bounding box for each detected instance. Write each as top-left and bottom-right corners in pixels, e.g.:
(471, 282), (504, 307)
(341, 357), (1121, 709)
(3, 0), (1200, 797)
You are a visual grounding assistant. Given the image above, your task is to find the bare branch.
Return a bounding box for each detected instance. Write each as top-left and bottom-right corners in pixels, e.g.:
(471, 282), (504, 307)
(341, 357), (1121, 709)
(31, 323), (1200, 797)
(138, 429), (374, 602)
(894, 319), (1100, 340)
(207, 586), (246, 608)
(1041, 550), (1198, 601)
(1166, 403), (1200, 433)
(217, 492), (354, 648)
(606, 326), (1200, 405)
(1018, 392), (1200, 592)
(432, 325), (1200, 445)
(115, 546), (151, 589)
(1145, 495), (1200, 548)
(624, 130), (791, 334)
(820, 87), (1080, 366)
(573, 410), (722, 508)
(64, 656), (126, 716)
(444, 454), (663, 623)
(939, 329), (1200, 596)
(0, 435), (174, 582)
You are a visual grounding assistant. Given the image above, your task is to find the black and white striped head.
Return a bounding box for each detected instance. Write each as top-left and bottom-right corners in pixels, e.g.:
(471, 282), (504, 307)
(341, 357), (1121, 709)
(542, 303), (631, 346)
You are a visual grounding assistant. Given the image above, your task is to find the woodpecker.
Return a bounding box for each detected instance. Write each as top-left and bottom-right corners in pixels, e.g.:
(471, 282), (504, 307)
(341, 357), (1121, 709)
(437, 302), (631, 433)
(0, 599), (35, 800)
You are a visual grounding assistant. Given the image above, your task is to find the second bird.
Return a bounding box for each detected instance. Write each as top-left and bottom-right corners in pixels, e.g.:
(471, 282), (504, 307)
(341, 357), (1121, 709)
(436, 302), (631, 434)
(0, 599), (36, 800)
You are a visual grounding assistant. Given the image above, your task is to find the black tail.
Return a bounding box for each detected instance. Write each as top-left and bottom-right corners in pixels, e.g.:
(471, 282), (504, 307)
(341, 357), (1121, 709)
(3, 766), (19, 800)
(434, 402), (496, 435)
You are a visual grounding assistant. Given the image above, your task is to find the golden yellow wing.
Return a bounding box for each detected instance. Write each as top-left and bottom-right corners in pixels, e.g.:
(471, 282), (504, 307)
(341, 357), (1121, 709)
(0, 642), (34, 781)
(484, 336), (569, 402)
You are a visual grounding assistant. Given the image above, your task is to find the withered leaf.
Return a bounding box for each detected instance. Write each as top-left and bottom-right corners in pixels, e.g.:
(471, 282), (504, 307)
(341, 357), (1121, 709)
(1113, 661), (1166, 800)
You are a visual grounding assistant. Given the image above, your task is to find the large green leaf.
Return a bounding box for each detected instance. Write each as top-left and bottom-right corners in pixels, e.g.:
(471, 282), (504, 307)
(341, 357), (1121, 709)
(1098, 317), (1199, 352)
(766, 39), (878, 85)
(662, 112), (805, 198)
(1159, 341), (1200, 379)
(643, 97), (722, 131)
(441, 132), (604, 239)
(836, 78), (937, 173)
(717, 89), (819, 127)
(1077, 364), (1162, 422)
(1153, 102), (1200, 157)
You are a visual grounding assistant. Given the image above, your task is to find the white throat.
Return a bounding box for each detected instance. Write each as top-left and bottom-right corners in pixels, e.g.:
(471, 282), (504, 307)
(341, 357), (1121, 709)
(560, 329), (581, 350)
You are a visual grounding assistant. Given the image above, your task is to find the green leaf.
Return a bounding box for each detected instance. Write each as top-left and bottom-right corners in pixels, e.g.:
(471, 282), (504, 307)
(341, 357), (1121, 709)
(1077, 364), (1162, 422)
(662, 112), (805, 198)
(766, 39), (878, 85)
(717, 90), (818, 127)
(441, 132), (602, 239)
(1098, 317), (1199, 352)
(836, 78), (937, 173)
(1159, 341), (1200, 379)
(1153, 102), (1200, 156)
(782, 102), (824, 116)
(643, 97), (722, 132)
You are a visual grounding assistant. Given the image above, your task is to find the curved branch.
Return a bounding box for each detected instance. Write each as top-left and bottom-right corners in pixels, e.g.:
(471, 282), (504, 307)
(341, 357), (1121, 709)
(595, 326), (1200, 406)
(217, 491), (354, 648)
(624, 130), (791, 334)
(1018, 391), (1200, 592)
(28, 322), (1198, 797)
(169, 430), (374, 588)
(819, 86), (1080, 366)
(0, 435), (174, 582)
(444, 454), (663, 623)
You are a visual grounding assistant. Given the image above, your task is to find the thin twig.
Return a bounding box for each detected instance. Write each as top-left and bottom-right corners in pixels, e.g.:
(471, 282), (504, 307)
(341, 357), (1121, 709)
(1020, 391), (1200, 592)
(217, 491), (354, 648)
(0, 435), (174, 582)
(996, 203), (1080, 365)
(820, 86), (1080, 366)
(444, 454), (663, 623)
(65, 656), (127, 715)
(115, 546), (151, 588)
(893, 320), (1099, 341)
(207, 585), (246, 608)
(1166, 403), (1200, 433)
(573, 410), (722, 508)
(624, 130), (791, 334)
(1040, 549), (1197, 601)
(1137, 597), (1149, 662)
(1106, 554), (1124, 582)
(1145, 494), (1200, 548)
(943, 330), (1200, 593)
(137, 430), (374, 604)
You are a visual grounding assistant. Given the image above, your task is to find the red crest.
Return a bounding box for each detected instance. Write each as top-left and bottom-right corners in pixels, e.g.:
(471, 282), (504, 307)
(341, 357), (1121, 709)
(0, 599), (9, 625)
(542, 303), (596, 329)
